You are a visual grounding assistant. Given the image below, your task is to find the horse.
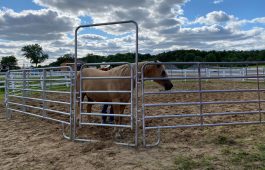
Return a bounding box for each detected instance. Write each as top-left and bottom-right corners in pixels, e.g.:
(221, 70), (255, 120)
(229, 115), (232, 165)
(76, 61), (173, 136)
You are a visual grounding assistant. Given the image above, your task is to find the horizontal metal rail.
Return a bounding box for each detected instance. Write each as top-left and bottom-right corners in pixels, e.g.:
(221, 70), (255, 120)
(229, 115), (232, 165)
(81, 76), (131, 80)
(9, 95), (70, 105)
(81, 112), (131, 117)
(144, 89), (265, 95)
(81, 90), (131, 93)
(8, 101), (70, 116)
(80, 122), (131, 128)
(145, 111), (264, 119)
(8, 78), (71, 81)
(144, 61), (265, 65)
(143, 75), (265, 81)
(145, 121), (265, 130)
(7, 108), (70, 125)
(8, 88), (71, 94)
(144, 100), (265, 107)
(81, 101), (131, 105)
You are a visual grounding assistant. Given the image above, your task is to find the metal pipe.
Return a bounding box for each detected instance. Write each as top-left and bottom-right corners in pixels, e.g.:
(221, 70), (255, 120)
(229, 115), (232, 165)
(82, 90), (131, 93)
(256, 64), (262, 122)
(143, 89), (265, 95)
(145, 110), (265, 119)
(80, 112), (131, 117)
(198, 63), (203, 125)
(81, 101), (131, 105)
(9, 95), (71, 105)
(81, 76), (131, 80)
(144, 100), (265, 107)
(8, 101), (71, 116)
(8, 88), (71, 94)
(145, 121), (265, 130)
(7, 108), (70, 125)
(80, 122), (131, 128)
(143, 75), (265, 81)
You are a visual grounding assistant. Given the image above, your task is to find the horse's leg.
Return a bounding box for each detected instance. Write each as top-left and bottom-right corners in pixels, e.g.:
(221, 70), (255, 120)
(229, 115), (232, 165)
(101, 104), (109, 124)
(117, 105), (126, 137)
(76, 98), (81, 126)
(118, 105), (126, 125)
(86, 104), (92, 113)
(112, 100), (121, 139)
(109, 105), (114, 124)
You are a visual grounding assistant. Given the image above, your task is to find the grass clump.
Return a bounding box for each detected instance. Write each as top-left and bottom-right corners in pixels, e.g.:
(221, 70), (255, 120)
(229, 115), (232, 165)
(174, 155), (215, 170)
(214, 135), (237, 145)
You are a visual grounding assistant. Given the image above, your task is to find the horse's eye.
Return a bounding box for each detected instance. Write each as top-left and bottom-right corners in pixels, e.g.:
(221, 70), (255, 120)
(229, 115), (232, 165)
(161, 71), (166, 77)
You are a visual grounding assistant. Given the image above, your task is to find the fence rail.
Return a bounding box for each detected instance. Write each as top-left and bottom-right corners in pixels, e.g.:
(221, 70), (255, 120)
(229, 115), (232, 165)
(142, 61), (265, 147)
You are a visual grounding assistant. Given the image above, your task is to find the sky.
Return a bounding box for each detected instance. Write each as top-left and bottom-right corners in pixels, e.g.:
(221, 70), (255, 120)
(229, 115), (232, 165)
(0, 0), (265, 66)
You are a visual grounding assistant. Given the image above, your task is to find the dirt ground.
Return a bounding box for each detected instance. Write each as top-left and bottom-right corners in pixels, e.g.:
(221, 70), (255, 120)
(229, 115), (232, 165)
(2, 80), (265, 169)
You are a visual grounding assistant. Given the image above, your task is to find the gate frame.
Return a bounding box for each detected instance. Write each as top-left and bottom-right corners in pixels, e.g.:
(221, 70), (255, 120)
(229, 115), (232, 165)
(5, 66), (75, 139)
(73, 20), (139, 146)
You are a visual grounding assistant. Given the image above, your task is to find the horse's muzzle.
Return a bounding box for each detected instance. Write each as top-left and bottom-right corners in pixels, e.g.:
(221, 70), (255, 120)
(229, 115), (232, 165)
(165, 82), (173, 91)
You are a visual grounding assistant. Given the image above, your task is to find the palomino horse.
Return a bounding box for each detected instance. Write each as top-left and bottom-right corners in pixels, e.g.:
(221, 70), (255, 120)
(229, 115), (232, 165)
(76, 61), (173, 135)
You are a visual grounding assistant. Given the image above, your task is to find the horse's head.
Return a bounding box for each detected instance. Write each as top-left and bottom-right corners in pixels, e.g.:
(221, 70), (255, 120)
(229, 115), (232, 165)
(143, 62), (173, 91)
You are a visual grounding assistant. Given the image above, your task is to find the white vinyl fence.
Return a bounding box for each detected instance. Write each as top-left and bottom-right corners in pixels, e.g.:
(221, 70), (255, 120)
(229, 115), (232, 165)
(5, 70), (72, 91)
(0, 72), (6, 90)
(166, 67), (265, 81)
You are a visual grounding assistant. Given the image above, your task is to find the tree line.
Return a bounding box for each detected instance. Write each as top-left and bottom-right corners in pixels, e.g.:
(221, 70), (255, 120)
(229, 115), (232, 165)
(50, 49), (265, 66)
(1, 43), (265, 70)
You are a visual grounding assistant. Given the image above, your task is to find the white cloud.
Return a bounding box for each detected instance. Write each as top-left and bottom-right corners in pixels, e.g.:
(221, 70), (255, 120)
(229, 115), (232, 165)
(0, 8), (80, 41)
(213, 0), (224, 4)
(193, 11), (236, 25)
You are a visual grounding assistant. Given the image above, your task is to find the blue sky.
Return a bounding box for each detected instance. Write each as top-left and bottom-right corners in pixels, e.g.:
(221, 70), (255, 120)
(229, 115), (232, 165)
(0, 0), (265, 66)
(184, 0), (265, 20)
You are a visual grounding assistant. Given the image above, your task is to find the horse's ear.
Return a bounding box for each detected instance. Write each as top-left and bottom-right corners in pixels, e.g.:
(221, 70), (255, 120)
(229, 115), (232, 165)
(154, 60), (161, 68)
(157, 64), (161, 68)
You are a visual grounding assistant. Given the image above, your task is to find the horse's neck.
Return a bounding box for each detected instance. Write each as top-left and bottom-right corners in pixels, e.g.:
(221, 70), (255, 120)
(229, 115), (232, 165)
(108, 62), (148, 76)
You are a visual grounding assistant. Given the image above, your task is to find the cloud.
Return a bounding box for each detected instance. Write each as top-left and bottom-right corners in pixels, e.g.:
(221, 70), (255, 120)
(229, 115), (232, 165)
(0, 8), (80, 41)
(193, 11), (236, 25)
(213, 0), (224, 4)
(33, 0), (187, 34)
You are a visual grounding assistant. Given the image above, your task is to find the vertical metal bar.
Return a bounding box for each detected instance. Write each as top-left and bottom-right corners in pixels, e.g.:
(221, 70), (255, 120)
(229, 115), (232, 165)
(141, 64), (146, 146)
(256, 64), (262, 122)
(69, 67), (73, 140)
(42, 69), (47, 116)
(79, 66), (83, 125)
(22, 70), (26, 112)
(198, 63), (203, 126)
(5, 71), (11, 119)
(130, 64), (133, 129)
(134, 21), (139, 147)
(73, 26), (79, 140)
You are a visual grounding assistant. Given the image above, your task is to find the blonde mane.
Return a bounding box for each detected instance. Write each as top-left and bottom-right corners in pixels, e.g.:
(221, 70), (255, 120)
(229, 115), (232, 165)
(108, 62), (149, 76)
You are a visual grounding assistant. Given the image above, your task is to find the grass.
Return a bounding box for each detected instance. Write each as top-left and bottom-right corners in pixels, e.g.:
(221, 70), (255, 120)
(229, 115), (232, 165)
(218, 144), (265, 169)
(174, 155), (215, 170)
(173, 143), (265, 170)
(214, 135), (237, 145)
(0, 89), (4, 101)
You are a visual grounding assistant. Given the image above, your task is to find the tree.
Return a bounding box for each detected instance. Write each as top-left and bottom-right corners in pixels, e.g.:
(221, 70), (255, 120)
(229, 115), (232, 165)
(21, 44), (49, 67)
(1, 55), (17, 70)
(49, 53), (74, 66)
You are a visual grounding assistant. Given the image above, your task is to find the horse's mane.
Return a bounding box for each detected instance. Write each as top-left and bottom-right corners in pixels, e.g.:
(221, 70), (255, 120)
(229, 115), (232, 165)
(109, 62), (148, 76)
